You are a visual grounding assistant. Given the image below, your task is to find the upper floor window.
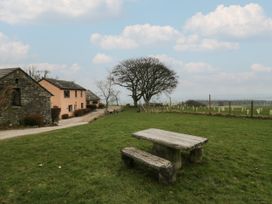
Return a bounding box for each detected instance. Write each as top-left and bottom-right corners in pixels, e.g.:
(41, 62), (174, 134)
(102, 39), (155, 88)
(75, 90), (77, 97)
(64, 90), (70, 98)
(12, 88), (21, 106)
(81, 91), (83, 97)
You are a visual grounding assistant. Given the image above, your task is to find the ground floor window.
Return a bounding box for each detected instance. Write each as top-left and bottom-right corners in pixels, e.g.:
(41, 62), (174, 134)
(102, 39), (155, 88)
(81, 103), (84, 109)
(68, 105), (73, 112)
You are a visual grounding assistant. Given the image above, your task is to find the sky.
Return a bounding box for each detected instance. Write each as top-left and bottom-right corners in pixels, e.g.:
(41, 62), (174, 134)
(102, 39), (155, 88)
(0, 0), (272, 103)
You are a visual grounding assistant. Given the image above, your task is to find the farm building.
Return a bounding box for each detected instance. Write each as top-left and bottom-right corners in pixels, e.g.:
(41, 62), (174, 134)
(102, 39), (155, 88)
(0, 68), (52, 126)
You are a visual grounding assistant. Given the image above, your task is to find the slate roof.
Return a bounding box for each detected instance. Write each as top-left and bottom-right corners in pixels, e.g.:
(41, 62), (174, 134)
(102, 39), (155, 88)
(0, 67), (53, 96)
(86, 90), (100, 101)
(43, 78), (86, 90)
(0, 68), (20, 79)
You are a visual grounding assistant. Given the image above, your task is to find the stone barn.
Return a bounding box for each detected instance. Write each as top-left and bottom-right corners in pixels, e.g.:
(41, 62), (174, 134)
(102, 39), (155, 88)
(0, 68), (52, 126)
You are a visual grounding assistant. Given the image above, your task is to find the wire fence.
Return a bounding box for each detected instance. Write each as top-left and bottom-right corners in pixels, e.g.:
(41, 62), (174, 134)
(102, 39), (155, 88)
(140, 100), (272, 119)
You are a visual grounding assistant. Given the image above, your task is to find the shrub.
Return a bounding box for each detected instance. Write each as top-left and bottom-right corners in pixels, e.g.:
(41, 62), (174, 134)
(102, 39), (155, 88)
(51, 107), (61, 123)
(87, 104), (97, 111)
(61, 114), (69, 119)
(185, 100), (206, 107)
(98, 103), (105, 109)
(74, 108), (91, 117)
(22, 114), (44, 126)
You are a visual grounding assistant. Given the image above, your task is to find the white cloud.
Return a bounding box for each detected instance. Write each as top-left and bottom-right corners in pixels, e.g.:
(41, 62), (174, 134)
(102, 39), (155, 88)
(92, 53), (113, 64)
(151, 54), (215, 74)
(0, 0), (123, 24)
(153, 55), (271, 100)
(184, 3), (272, 38)
(122, 24), (180, 44)
(91, 24), (180, 49)
(175, 35), (239, 51)
(91, 24), (239, 52)
(151, 54), (183, 68)
(183, 62), (215, 73)
(27, 63), (80, 73)
(91, 33), (138, 49)
(0, 32), (29, 62)
(251, 64), (272, 73)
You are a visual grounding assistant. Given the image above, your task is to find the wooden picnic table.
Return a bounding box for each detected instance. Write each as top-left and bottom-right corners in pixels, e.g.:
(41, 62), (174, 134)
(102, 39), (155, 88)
(132, 128), (208, 169)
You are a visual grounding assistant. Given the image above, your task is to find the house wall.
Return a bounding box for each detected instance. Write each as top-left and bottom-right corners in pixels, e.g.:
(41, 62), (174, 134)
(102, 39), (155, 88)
(39, 80), (86, 117)
(39, 80), (61, 108)
(0, 70), (52, 125)
(60, 90), (86, 116)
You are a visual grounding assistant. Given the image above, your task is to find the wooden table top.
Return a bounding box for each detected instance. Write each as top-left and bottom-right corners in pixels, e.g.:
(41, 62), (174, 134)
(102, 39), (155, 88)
(132, 128), (208, 150)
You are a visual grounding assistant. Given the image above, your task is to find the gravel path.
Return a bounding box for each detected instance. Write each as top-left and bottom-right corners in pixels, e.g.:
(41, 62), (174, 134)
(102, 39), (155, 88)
(0, 109), (105, 141)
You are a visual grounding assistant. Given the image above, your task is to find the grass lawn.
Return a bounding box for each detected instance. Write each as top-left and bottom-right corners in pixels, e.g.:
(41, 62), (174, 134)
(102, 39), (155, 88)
(0, 110), (272, 203)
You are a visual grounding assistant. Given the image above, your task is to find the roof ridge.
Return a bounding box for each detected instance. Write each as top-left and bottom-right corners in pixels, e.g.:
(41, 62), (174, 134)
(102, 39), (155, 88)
(42, 78), (86, 90)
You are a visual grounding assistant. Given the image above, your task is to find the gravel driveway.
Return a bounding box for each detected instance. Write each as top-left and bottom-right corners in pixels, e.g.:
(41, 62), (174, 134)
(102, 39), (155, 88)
(0, 109), (105, 141)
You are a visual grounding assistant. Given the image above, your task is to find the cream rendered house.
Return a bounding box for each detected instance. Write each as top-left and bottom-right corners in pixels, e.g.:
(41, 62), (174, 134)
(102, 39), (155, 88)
(39, 78), (86, 117)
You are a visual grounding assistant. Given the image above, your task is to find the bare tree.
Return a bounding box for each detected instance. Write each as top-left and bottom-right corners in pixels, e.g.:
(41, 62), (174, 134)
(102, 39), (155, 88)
(0, 85), (13, 113)
(112, 57), (178, 106)
(112, 58), (145, 107)
(96, 74), (115, 112)
(111, 90), (121, 106)
(24, 65), (50, 81)
(141, 58), (178, 104)
(164, 91), (172, 106)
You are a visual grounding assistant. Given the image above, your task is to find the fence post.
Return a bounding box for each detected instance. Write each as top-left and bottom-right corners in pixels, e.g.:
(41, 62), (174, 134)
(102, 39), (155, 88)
(250, 100), (254, 118)
(209, 94), (211, 115)
(229, 101), (231, 115)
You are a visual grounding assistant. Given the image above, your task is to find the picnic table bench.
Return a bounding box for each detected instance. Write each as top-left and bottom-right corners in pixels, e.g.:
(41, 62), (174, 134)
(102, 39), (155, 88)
(121, 128), (208, 184)
(132, 128), (208, 169)
(121, 147), (176, 184)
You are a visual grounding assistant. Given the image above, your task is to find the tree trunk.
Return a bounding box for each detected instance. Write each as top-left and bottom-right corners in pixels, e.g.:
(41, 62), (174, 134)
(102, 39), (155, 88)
(133, 99), (138, 107)
(143, 95), (152, 105)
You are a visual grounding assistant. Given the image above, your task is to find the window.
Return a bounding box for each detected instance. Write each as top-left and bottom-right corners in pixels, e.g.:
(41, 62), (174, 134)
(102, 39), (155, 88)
(75, 90), (77, 97)
(64, 90), (70, 98)
(80, 91), (83, 97)
(81, 103), (84, 109)
(12, 88), (21, 106)
(68, 105), (73, 112)
(74, 104), (77, 110)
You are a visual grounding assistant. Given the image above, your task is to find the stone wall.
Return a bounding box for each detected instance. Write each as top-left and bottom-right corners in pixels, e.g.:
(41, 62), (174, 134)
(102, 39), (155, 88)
(0, 69), (52, 125)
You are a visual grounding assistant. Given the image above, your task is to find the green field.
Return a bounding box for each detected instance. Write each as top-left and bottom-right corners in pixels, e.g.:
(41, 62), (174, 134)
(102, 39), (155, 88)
(1, 110), (272, 203)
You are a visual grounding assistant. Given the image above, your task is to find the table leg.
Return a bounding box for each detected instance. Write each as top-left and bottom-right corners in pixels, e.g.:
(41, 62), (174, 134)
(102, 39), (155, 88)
(189, 147), (203, 163)
(152, 143), (182, 170)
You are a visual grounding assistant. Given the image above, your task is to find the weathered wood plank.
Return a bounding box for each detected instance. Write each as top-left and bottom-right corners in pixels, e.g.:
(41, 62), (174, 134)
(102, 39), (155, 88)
(121, 147), (176, 184)
(121, 147), (172, 169)
(132, 128), (208, 150)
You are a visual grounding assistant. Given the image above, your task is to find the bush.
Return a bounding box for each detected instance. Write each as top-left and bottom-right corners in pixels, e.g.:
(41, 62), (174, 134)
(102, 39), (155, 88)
(51, 107), (61, 123)
(61, 114), (69, 119)
(74, 108), (91, 117)
(98, 103), (105, 109)
(87, 104), (97, 111)
(22, 114), (44, 126)
(185, 100), (206, 107)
